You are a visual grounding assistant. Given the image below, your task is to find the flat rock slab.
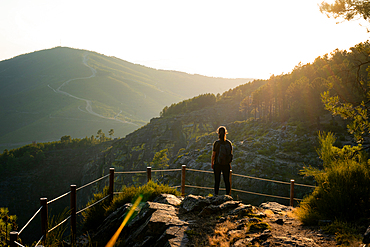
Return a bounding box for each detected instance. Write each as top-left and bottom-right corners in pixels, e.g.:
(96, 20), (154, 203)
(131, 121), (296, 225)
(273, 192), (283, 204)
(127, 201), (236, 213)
(154, 194), (183, 207)
(259, 201), (293, 213)
(181, 194), (234, 212)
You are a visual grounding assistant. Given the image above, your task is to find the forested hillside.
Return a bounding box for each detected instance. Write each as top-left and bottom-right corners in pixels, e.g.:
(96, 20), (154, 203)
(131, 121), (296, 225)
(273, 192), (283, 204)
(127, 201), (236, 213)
(0, 47), (251, 152)
(239, 43), (369, 127)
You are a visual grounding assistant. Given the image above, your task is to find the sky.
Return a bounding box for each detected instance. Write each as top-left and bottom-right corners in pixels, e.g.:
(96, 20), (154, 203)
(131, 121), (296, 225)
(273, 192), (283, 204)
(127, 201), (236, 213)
(1, 0), (369, 79)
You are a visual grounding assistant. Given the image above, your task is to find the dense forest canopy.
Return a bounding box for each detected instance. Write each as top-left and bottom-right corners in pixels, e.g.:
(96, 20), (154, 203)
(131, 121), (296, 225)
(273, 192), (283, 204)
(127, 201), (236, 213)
(237, 41), (370, 131)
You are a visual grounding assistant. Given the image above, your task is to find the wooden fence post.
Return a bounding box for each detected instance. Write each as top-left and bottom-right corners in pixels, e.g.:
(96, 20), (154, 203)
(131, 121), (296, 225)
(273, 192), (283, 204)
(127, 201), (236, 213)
(290, 179), (295, 207)
(229, 170), (232, 196)
(40, 197), (48, 244)
(9, 231), (18, 247)
(181, 165), (186, 197)
(147, 167), (152, 183)
(109, 168), (115, 202)
(70, 185), (77, 245)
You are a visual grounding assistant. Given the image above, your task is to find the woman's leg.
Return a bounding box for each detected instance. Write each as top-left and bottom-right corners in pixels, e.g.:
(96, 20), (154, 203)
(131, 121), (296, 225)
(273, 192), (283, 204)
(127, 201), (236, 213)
(214, 164), (221, 195)
(221, 165), (231, 195)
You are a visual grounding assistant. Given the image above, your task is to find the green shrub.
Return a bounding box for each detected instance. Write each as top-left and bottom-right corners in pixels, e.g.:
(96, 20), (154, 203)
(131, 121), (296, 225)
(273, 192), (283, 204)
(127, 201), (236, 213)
(0, 208), (17, 246)
(257, 145), (278, 156)
(196, 151), (211, 163)
(322, 221), (362, 246)
(299, 159), (370, 223)
(294, 122), (308, 135)
(298, 132), (370, 223)
(282, 142), (296, 152)
(82, 181), (180, 231)
(81, 187), (111, 231)
(257, 148), (269, 155)
(269, 145), (278, 153)
(252, 141), (263, 149)
(233, 157), (243, 164)
(45, 208), (70, 246)
(174, 154), (184, 163)
(108, 181), (180, 214)
(256, 129), (266, 137)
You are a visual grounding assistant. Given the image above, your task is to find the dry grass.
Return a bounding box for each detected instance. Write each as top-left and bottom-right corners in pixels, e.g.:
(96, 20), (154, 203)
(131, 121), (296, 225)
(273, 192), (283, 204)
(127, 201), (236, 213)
(209, 220), (239, 246)
(187, 213), (271, 246)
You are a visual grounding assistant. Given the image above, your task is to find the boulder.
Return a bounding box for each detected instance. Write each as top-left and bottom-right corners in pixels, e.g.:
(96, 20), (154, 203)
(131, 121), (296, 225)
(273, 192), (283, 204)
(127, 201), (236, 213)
(259, 201), (293, 214)
(198, 200), (241, 217)
(180, 195), (207, 212)
(228, 204), (253, 216)
(154, 194), (182, 207)
(181, 194), (233, 213)
(120, 200), (189, 247)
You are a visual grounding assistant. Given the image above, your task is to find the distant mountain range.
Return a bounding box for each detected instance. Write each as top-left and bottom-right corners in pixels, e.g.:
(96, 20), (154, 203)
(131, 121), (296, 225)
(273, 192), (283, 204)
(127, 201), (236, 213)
(0, 47), (252, 151)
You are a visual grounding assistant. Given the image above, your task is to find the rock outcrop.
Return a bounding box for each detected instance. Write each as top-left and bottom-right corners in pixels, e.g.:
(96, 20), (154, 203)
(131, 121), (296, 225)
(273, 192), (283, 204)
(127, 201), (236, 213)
(92, 194), (337, 247)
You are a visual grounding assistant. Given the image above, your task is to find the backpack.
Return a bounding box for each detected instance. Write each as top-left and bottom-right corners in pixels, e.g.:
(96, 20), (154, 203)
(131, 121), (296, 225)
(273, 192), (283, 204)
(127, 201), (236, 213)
(217, 141), (233, 165)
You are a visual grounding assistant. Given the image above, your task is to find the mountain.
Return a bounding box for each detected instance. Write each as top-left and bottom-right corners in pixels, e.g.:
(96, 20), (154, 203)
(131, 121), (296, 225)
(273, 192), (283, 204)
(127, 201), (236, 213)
(0, 47), (252, 151)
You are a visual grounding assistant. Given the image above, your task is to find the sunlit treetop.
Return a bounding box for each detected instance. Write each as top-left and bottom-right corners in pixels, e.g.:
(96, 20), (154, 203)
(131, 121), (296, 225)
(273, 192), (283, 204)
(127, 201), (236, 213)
(320, 0), (370, 22)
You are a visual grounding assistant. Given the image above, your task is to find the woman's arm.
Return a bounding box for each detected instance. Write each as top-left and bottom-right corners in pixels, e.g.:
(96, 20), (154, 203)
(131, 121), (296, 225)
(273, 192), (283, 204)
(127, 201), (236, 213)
(211, 151), (216, 169)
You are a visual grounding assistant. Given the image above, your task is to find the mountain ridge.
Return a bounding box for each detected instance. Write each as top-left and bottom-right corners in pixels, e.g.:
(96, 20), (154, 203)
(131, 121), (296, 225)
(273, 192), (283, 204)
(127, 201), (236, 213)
(0, 47), (252, 151)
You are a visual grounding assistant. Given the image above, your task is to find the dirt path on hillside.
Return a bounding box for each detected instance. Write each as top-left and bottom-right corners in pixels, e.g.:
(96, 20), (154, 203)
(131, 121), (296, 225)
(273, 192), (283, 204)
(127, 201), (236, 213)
(48, 53), (138, 126)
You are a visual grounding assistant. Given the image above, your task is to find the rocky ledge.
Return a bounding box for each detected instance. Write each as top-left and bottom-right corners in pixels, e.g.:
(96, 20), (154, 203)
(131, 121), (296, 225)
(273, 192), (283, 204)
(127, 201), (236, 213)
(92, 194), (340, 246)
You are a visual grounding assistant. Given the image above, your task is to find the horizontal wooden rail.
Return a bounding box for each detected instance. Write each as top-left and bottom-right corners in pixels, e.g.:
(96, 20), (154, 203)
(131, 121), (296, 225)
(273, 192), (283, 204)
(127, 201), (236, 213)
(76, 195), (110, 215)
(232, 173), (291, 185)
(185, 184), (226, 191)
(115, 170), (147, 174)
(231, 188), (292, 201)
(151, 168), (182, 172)
(184, 184), (301, 201)
(77, 174), (109, 191)
(187, 168), (213, 174)
(47, 191), (70, 204)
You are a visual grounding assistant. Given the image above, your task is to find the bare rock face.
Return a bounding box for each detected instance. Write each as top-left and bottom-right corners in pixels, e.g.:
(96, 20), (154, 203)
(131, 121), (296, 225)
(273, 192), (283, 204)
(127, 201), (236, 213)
(153, 193), (182, 207)
(180, 194), (233, 213)
(198, 200), (242, 217)
(118, 198), (190, 247)
(259, 201), (293, 213)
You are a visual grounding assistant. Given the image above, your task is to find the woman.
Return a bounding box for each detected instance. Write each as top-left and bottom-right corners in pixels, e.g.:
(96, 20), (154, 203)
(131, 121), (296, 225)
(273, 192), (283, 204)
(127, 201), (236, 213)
(211, 126), (233, 195)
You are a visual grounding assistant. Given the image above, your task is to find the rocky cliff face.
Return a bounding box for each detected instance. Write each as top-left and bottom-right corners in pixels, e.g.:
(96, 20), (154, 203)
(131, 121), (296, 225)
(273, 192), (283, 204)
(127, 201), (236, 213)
(101, 105), (326, 206)
(87, 194), (338, 246)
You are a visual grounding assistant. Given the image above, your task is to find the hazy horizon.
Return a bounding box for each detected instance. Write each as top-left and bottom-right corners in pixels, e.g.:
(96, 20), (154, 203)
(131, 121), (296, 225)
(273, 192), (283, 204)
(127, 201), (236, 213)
(1, 0), (370, 79)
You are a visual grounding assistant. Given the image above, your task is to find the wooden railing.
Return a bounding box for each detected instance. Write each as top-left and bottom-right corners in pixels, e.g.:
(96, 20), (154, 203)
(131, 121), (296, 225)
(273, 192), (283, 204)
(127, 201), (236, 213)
(9, 165), (315, 247)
